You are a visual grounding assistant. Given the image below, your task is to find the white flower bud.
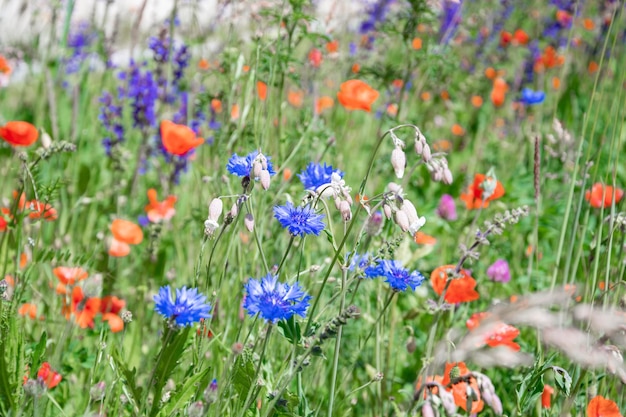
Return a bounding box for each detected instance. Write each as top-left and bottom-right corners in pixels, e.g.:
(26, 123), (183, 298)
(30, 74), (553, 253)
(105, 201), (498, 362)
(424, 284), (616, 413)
(253, 161), (263, 178)
(433, 170), (442, 182)
(41, 131), (52, 149)
(334, 197), (343, 211)
(421, 401), (435, 417)
(443, 168), (453, 184)
(422, 143), (432, 161)
(387, 182), (402, 195)
(339, 200), (352, 221)
(259, 170), (271, 190)
(229, 203), (239, 218)
(244, 213), (254, 232)
(394, 210), (410, 232)
(401, 200), (419, 224)
(414, 138), (423, 155)
(383, 203), (393, 219)
(391, 147), (406, 179)
(208, 198), (223, 221)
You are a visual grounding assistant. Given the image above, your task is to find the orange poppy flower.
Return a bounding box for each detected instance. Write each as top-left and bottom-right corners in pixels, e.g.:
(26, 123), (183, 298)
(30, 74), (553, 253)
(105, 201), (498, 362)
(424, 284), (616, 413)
(587, 396), (623, 417)
(0, 121), (38, 147)
(513, 29), (530, 45)
(53, 267), (88, 285)
(337, 80), (379, 112)
(583, 18), (595, 31)
(287, 90), (304, 108)
(315, 96), (334, 114)
(451, 124), (464, 136)
(37, 362), (62, 389)
(460, 173), (505, 209)
(471, 95), (483, 108)
(0, 207), (10, 232)
(145, 188), (176, 223)
(466, 312), (521, 351)
(535, 46), (565, 72)
(441, 362), (484, 413)
(111, 219), (143, 245)
(25, 200), (58, 221)
(71, 286), (101, 329)
(19, 303), (38, 320)
(103, 312), (124, 332)
(485, 67), (496, 79)
(101, 295), (125, 332)
(108, 237), (130, 257)
(432, 139), (452, 152)
(500, 31), (513, 47)
(411, 37), (422, 50)
(282, 168), (292, 181)
(414, 232), (436, 245)
(552, 76), (561, 90)
(160, 120), (204, 156)
(431, 265), (479, 303)
(386, 103), (398, 117)
(588, 61), (599, 74)
(211, 98), (222, 113)
(351, 63), (360, 74)
(490, 77), (508, 107)
(231, 104), (240, 120)
(0, 54), (11, 75)
(542, 385), (554, 409)
(326, 40), (339, 53)
(421, 91), (431, 101)
(198, 59), (210, 70)
(440, 90), (450, 101)
(257, 81), (268, 101)
(585, 183), (624, 209)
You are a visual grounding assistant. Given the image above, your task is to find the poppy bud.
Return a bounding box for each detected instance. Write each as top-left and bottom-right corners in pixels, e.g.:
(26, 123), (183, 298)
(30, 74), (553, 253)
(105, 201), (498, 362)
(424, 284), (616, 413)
(259, 170), (271, 190)
(208, 198), (223, 221)
(244, 213), (254, 232)
(395, 210), (410, 232)
(391, 147), (406, 179)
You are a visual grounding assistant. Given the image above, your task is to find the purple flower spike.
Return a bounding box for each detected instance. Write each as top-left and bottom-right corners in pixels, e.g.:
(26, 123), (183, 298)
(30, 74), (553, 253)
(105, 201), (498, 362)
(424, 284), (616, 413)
(487, 259), (511, 283)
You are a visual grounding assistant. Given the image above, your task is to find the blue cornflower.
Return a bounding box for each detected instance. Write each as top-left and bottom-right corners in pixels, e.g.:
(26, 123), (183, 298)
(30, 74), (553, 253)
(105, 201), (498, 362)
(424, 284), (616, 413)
(226, 150), (276, 177)
(274, 202), (325, 237)
(348, 252), (371, 271)
(154, 286), (212, 327)
(243, 274), (311, 323)
(364, 259), (425, 292)
(520, 88), (545, 105)
(298, 162), (344, 190)
(439, 0), (463, 45)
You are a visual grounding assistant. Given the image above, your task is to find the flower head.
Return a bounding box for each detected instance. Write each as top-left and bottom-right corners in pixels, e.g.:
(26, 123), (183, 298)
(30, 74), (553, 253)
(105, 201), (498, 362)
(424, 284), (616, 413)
(542, 385), (554, 409)
(37, 362), (62, 389)
(0, 121), (38, 147)
(460, 173), (505, 209)
(587, 396), (622, 417)
(441, 362), (484, 413)
(466, 312), (520, 351)
(486, 259), (511, 283)
(364, 259), (425, 292)
(436, 194), (457, 220)
(111, 219), (144, 245)
(430, 265), (479, 303)
(154, 286), (212, 327)
(160, 120), (204, 156)
(53, 267), (88, 286)
(585, 183), (624, 209)
(298, 162), (344, 190)
(243, 274), (311, 323)
(226, 150), (276, 178)
(145, 188), (177, 223)
(520, 88), (545, 105)
(337, 80), (379, 112)
(274, 202), (325, 237)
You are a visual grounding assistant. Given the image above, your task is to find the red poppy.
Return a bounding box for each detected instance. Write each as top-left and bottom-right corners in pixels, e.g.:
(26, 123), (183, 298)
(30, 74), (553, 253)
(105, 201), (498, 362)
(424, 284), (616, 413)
(431, 265), (479, 303)
(315, 96), (334, 114)
(145, 188), (176, 223)
(542, 385), (554, 409)
(326, 40), (339, 53)
(585, 183), (624, 209)
(26, 200), (58, 221)
(500, 31), (513, 47)
(160, 120), (204, 156)
(466, 312), (521, 351)
(257, 81), (268, 101)
(53, 267), (88, 285)
(337, 80), (379, 112)
(111, 219), (143, 245)
(0, 207), (10, 232)
(287, 90), (304, 108)
(513, 29), (530, 45)
(101, 295), (125, 333)
(108, 237), (130, 257)
(18, 303), (38, 320)
(490, 77), (508, 107)
(587, 396), (622, 417)
(460, 173), (505, 209)
(37, 362), (62, 389)
(534, 46), (565, 72)
(0, 121), (38, 147)
(441, 362), (484, 413)
(414, 232), (436, 245)
(308, 48), (322, 67)
(71, 286), (101, 329)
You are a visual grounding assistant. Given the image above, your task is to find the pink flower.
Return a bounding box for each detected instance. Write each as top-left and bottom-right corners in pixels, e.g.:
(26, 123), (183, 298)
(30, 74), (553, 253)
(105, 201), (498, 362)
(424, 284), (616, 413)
(487, 259), (511, 283)
(436, 194), (457, 220)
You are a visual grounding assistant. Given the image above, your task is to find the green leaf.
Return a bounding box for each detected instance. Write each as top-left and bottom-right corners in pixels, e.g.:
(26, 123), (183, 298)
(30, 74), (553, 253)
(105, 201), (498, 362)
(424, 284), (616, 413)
(157, 367), (212, 417)
(552, 367), (572, 396)
(230, 349), (256, 403)
(277, 316), (301, 344)
(111, 347), (143, 407)
(76, 164), (91, 195)
(29, 331), (47, 379)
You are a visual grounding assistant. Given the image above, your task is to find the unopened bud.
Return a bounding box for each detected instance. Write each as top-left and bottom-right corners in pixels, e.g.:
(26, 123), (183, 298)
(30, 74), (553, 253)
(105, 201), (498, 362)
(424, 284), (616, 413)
(365, 211), (384, 236)
(334, 197), (343, 211)
(383, 204), (392, 219)
(253, 161), (263, 178)
(443, 168), (453, 185)
(229, 203), (239, 218)
(395, 210), (410, 232)
(414, 138), (423, 155)
(244, 213), (255, 232)
(41, 131), (52, 149)
(208, 198), (223, 221)
(187, 401), (205, 417)
(90, 381), (106, 401)
(391, 147), (406, 179)
(406, 336), (417, 353)
(422, 143), (432, 161)
(339, 200), (352, 221)
(259, 170), (271, 190)
(433, 170), (442, 182)
(421, 400), (435, 417)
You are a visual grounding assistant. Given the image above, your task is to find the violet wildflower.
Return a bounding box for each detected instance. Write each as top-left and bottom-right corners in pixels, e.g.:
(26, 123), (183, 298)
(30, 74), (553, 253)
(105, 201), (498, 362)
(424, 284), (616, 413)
(298, 162), (344, 190)
(348, 253), (371, 271)
(359, 0), (396, 34)
(436, 194), (457, 221)
(99, 92), (124, 155)
(364, 259), (425, 292)
(154, 286), (212, 326)
(226, 150), (276, 177)
(65, 22), (97, 74)
(520, 88), (545, 105)
(243, 274), (311, 323)
(274, 202), (325, 237)
(119, 63), (158, 129)
(439, 0), (463, 45)
(486, 259), (511, 283)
